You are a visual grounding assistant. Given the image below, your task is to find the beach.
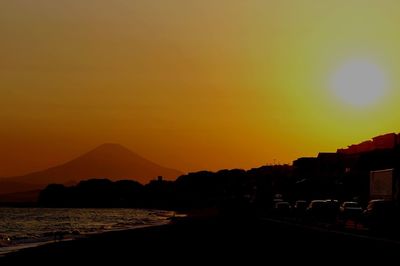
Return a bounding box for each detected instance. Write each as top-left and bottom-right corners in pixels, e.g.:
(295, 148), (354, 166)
(2, 213), (400, 264)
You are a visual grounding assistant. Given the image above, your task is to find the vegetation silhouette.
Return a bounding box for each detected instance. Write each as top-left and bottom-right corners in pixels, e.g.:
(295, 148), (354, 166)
(38, 134), (400, 213)
(38, 166), (284, 211)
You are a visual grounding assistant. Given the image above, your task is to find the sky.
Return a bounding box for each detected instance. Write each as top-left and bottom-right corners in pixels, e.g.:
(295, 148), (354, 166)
(2, 0), (400, 176)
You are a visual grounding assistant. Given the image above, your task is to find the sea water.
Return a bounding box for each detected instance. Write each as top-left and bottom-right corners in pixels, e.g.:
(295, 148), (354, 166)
(0, 208), (174, 255)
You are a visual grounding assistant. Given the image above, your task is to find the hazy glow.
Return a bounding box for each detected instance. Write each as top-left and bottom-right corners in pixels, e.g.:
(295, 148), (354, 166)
(330, 59), (388, 107)
(2, 1), (400, 176)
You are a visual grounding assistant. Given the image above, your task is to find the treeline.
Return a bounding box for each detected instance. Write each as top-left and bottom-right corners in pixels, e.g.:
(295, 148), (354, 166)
(38, 166), (292, 210)
(38, 149), (394, 210)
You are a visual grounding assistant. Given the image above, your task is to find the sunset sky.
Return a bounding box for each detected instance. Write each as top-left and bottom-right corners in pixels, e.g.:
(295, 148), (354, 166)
(2, 0), (400, 177)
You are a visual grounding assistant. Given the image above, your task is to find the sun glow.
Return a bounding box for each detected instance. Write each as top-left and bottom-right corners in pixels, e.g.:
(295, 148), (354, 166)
(329, 59), (388, 108)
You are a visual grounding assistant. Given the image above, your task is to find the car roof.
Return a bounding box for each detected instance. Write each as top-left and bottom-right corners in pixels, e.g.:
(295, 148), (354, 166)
(369, 199), (389, 203)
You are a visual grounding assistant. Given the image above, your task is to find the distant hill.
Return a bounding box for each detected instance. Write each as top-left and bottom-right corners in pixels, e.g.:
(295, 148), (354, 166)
(0, 143), (183, 194)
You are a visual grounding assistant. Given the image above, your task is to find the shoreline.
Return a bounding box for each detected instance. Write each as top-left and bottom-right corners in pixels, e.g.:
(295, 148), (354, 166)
(0, 217), (175, 258)
(0, 207), (179, 258)
(2, 214), (400, 263)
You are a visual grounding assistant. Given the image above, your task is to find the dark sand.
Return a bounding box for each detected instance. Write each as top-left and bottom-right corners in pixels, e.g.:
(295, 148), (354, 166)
(2, 215), (399, 264)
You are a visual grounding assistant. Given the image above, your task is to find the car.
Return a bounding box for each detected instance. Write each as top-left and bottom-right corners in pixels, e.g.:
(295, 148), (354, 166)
(363, 199), (397, 229)
(307, 199), (339, 221)
(274, 201), (292, 216)
(364, 199), (394, 216)
(339, 201), (363, 220)
(306, 200), (328, 216)
(294, 200), (308, 210)
(293, 200), (308, 214)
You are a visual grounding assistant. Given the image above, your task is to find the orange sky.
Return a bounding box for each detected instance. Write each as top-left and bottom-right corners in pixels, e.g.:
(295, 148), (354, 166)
(2, 1), (400, 177)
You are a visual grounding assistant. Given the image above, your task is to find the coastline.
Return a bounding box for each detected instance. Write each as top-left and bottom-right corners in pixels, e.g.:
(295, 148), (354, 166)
(2, 212), (400, 263)
(0, 221), (170, 258)
(0, 207), (176, 259)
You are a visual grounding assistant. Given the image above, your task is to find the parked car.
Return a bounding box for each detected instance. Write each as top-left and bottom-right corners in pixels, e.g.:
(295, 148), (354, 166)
(363, 199), (397, 229)
(294, 200), (308, 210)
(293, 200), (308, 214)
(339, 201), (363, 220)
(274, 201), (292, 216)
(306, 200), (329, 217)
(307, 199), (339, 221)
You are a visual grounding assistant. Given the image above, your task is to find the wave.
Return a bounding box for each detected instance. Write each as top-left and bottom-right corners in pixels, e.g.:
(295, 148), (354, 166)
(0, 208), (173, 256)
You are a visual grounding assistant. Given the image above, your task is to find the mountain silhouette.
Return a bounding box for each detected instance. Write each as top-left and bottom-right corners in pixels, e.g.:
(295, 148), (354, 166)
(0, 143), (183, 194)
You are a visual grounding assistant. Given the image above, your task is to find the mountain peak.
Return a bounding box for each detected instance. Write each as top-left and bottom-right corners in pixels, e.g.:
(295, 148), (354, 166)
(79, 144), (151, 164)
(1, 144), (184, 194)
(96, 143), (127, 150)
(90, 143), (135, 154)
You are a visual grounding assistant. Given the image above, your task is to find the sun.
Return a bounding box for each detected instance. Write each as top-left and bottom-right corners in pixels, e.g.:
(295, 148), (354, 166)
(329, 58), (388, 108)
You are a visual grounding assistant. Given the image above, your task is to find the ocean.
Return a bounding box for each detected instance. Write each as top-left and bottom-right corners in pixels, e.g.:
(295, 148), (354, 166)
(0, 208), (174, 256)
